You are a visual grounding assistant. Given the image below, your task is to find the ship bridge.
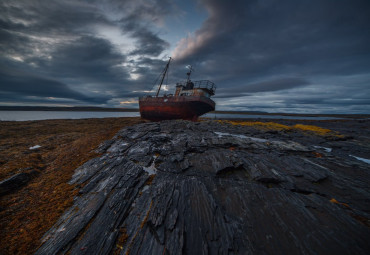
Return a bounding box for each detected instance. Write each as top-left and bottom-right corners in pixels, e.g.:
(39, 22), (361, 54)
(175, 80), (216, 98)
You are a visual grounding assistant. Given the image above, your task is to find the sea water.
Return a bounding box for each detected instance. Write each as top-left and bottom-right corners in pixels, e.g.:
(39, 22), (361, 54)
(0, 111), (353, 121)
(203, 113), (346, 120)
(0, 111), (140, 121)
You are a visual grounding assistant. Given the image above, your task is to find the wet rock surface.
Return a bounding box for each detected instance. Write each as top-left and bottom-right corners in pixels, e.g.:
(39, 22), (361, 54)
(37, 120), (370, 254)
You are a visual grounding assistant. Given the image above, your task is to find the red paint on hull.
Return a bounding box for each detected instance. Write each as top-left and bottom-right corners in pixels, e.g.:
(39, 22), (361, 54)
(139, 96), (215, 121)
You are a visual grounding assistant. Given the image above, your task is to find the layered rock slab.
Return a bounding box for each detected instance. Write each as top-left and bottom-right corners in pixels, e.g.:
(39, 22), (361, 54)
(37, 120), (370, 254)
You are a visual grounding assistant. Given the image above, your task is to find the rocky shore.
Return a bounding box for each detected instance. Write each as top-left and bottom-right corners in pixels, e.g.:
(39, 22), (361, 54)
(34, 119), (370, 254)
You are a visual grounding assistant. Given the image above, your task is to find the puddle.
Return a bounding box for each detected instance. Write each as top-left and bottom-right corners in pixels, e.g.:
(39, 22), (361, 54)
(143, 157), (158, 175)
(214, 132), (268, 142)
(29, 145), (41, 150)
(313, 146), (332, 153)
(142, 185), (150, 192)
(350, 155), (370, 164)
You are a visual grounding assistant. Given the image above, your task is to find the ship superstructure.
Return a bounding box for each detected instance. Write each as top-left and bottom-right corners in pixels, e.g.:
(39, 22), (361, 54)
(139, 58), (216, 121)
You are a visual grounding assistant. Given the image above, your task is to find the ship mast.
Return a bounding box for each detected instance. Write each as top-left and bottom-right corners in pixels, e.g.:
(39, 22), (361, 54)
(156, 57), (171, 97)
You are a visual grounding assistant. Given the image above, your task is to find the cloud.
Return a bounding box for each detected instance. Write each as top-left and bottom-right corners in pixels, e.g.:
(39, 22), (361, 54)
(129, 28), (170, 56)
(172, 0), (370, 79)
(215, 77), (309, 98)
(0, 67), (109, 104)
(45, 35), (126, 82)
(215, 75), (370, 114)
(0, 0), (174, 106)
(115, 0), (174, 56)
(0, 0), (369, 113)
(170, 0), (370, 113)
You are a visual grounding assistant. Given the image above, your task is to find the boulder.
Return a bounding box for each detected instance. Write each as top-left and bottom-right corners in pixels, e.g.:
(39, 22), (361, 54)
(0, 170), (38, 196)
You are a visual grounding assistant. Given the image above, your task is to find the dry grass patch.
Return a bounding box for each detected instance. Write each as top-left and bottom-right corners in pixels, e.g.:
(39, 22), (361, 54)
(0, 117), (144, 255)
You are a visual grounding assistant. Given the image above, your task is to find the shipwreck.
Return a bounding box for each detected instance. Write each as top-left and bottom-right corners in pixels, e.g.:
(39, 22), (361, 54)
(139, 58), (216, 121)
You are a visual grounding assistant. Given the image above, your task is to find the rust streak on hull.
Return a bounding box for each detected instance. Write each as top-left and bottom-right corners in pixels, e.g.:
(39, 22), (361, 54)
(139, 96), (215, 121)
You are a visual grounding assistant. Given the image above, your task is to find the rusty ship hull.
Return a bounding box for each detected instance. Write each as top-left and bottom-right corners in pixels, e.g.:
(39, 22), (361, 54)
(139, 95), (215, 121)
(139, 57), (216, 121)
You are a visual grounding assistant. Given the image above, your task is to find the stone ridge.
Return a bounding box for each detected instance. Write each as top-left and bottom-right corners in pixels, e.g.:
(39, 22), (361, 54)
(36, 120), (370, 255)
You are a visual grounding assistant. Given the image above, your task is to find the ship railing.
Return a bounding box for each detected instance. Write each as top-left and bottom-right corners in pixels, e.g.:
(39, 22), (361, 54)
(139, 94), (173, 99)
(176, 80), (216, 93)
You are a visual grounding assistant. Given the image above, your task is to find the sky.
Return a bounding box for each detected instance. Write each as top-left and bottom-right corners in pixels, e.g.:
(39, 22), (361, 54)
(1, 0), (370, 114)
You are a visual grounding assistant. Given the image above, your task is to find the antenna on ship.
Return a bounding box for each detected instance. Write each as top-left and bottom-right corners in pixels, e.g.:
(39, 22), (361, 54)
(186, 65), (193, 83)
(156, 57), (171, 97)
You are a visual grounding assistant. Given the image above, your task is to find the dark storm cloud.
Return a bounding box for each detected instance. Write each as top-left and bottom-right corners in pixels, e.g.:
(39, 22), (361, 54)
(172, 0), (370, 113)
(1, 0), (369, 113)
(215, 77), (309, 98)
(0, 93), (88, 106)
(0, 0), (172, 106)
(129, 28), (170, 56)
(214, 93), (250, 99)
(120, 15), (170, 57)
(46, 36), (126, 82)
(289, 98), (370, 106)
(175, 0), (370, 78)
(241, 78), (309, 93)
(0, 68), (109, 104)
(117, 0), (173, 56)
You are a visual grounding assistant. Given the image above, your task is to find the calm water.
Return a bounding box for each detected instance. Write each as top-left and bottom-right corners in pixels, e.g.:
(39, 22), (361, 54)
(0, 111), (140, 121)
(203, 113), (345, 120)
(0, 111), (349, 121)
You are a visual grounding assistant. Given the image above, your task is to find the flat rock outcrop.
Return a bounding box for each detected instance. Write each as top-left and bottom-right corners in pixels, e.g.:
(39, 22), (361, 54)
(36, 120), (370, 254)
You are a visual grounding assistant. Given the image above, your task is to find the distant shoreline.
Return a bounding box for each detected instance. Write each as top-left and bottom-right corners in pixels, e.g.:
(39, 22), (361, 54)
(0, 106), (139, 112)
(0, 106), (368, 119)
(211, 111), (370, 119)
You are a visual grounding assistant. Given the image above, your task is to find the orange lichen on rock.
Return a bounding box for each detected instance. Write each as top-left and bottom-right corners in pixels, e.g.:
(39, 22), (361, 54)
(313, 152), (323, 158)
(113, 227), (129, 254)
(145, 174), (156, 186)
(292, 124), (339, 136)
(330, 198), (370, 226)
(330, 198), (350, 208)
(217, 120), (342, 137)
(125, 200), (153, 255)
(140, 200), (153, 229)
(217, 120), (291, 131)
